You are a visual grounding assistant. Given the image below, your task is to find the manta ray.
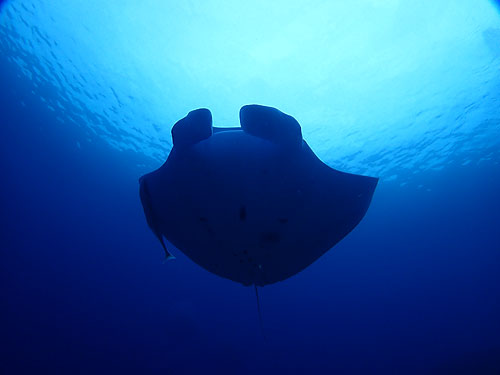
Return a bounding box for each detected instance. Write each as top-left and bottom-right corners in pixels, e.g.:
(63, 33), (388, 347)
(140, 105), (377, 287)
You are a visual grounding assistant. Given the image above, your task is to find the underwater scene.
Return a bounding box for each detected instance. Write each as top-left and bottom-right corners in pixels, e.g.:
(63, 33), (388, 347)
(1, 1), (500, 374)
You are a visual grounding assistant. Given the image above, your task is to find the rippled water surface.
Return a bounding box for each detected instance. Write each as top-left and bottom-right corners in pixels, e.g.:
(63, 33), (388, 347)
(1, 0), (499, 181)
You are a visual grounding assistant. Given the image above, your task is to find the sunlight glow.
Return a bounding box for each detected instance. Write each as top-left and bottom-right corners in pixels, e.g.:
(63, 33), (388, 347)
(1, 0), (499, 179)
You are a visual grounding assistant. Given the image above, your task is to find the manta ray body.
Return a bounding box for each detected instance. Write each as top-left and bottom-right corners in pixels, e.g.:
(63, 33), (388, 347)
(140, 105), (377, 286)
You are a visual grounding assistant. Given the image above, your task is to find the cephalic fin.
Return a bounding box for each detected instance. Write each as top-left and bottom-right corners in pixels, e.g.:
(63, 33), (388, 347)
(239, 104), (302, 150)
(171, 108), (213, 150)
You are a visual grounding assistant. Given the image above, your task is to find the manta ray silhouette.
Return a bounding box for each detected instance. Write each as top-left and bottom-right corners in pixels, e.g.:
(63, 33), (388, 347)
(140, 105), (377, 287)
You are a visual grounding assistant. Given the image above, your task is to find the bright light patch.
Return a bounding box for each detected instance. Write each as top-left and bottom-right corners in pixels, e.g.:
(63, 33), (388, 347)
(1, 0), (499, 180)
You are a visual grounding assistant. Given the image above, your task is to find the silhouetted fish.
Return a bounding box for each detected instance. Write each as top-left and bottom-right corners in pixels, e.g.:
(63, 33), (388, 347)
(140, 105), (377, 286)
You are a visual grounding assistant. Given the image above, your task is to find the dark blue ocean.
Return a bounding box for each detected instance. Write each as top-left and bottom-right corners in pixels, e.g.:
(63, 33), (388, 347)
(1, 1), (500, 374)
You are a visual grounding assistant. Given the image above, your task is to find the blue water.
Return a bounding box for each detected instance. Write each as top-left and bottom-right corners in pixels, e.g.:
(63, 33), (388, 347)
(1, 1), (500, 373)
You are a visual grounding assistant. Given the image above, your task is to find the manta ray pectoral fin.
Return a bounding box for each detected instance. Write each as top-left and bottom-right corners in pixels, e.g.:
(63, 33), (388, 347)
(171, 108), (213, 150)
(239, 104), (303, 149)
(139, 176), (174, 260)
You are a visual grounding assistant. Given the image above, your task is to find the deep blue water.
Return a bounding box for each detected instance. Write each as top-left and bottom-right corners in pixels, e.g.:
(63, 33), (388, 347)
(1, 1), (500, 374)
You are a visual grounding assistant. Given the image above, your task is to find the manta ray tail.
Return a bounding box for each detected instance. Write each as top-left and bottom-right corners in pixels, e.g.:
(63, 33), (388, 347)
(255, 285), (267, 341)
